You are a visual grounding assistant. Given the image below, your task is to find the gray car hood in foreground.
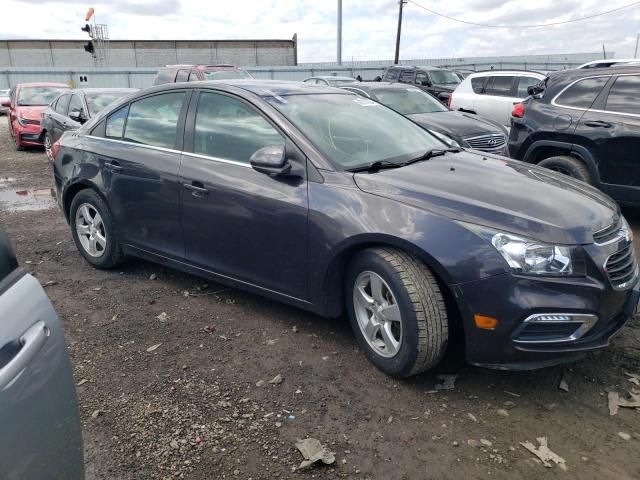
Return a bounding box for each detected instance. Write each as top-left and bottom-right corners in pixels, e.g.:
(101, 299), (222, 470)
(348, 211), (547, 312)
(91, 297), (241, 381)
(354, 151), (617, 245)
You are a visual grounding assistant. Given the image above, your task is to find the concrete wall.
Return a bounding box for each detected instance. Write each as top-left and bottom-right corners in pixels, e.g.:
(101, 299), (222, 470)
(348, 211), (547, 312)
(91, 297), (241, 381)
(0, 38), (297, 69)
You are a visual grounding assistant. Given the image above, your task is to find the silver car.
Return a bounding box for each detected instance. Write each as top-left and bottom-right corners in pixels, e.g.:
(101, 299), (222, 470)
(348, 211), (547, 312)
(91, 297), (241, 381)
(0, 225), (84, 478)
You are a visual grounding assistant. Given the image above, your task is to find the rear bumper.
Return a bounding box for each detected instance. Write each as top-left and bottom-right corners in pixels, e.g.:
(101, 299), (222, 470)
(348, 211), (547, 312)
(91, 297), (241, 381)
(455, 272), (639, 370)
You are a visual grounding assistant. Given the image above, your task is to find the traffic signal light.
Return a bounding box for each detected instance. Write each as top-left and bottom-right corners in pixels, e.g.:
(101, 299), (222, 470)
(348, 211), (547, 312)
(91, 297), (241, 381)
(84, 41), (95, 55)
(81, 24), (91, 33)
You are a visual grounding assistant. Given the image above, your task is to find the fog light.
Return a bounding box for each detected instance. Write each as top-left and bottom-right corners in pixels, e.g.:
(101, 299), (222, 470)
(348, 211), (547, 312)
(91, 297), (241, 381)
(474, 315), (498, 330)
(513, 313), (598, 343)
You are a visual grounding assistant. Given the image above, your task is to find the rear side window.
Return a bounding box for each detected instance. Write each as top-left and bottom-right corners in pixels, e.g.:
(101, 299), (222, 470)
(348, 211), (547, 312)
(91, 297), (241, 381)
(471, 77), (486, 93)
(555, 77), (608, 109)
(415, 71), (428, 85)
(55, 95), (70, 114)
(399, 70), (415, 83)
(484, 76), (514, 97)
(516, 76), (541, 98)
(175, 69), (189, 82)
(124, 92), (185, 149)
(106, 105), (129, 139)
(605, 75), (640, 115)
(0, 226), (18, 284)
(68, 94), (83, 115)
(193, 92), (284, 164)
(384, 69), (400, 81)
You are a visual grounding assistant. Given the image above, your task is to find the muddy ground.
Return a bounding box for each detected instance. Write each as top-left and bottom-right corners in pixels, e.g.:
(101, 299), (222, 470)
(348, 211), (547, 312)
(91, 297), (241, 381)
(1, 120), (639, 480)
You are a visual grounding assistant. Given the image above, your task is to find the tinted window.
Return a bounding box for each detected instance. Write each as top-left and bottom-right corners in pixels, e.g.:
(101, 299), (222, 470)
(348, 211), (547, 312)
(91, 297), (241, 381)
(484, 76), (514, 97)
(175, 69), (189, 82)
(471, 77), (486, 94)
(202, 70), (252, 80)
(124, 92), (185, 148)
(374, 87), (448, 115)
(399, 70), (415, 83)
(68, 94), (84, 115)
(194, 92), (284, 164)
(384, 69), (400, 81)
(415, 71), (428, 85)
(556, 77), (608, 109)
(605, 75), (640, 115)
(106, 105), (129, 139)
(54, 95), (70, 114)
(429, 70), (460, 85)
(516, 76), (541, 97)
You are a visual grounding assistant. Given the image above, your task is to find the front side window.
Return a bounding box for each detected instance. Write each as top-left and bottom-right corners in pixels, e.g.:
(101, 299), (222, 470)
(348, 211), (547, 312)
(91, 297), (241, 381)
(123, 92), (185, 149)
(555, 77), (609, 109)
(175, 69), (189, 82)
(54, 95), (70, 115)
(484, 76), (514, 97)
(415, 71), (428, 85)
(265, 93), (443, 170)
(106, 105), (129, 139)
(516, 76), (541, 98)
(188, 72), (201, 82)
(202, 70), (252, 80)
(429, 70), (460, 85)
(17, 86), (68, 106)
(68, 95), (84, 115)
(194, 92), (284, 164)
(399, 70), (415, 83)
(605, 75), (640, 115)
(383, 69), (400, 81)
(86, 92), (130, 117)
(374, 87), (448, 115)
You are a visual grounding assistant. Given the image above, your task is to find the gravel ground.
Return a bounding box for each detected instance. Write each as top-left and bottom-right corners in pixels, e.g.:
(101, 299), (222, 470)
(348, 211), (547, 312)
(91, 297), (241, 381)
(1, 120), (640, 480)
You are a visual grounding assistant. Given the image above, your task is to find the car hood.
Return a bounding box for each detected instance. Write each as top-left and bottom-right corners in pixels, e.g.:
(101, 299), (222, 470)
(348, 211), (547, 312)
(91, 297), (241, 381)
(15, 105), (47, 120)
(407, 111), (505, 138)
(353, 151), (617, 245)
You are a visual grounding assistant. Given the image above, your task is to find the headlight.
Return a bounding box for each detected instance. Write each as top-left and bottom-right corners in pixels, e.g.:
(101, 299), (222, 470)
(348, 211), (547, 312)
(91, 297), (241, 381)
(463, 224), (583, 276)
(428, 130), (462, 148)
(17, 117), (38, 127)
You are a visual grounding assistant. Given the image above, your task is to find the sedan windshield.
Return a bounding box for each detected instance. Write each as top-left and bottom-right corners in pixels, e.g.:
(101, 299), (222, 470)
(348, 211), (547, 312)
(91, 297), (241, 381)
(264, 93), (444, 169)
(18, 87), (68, 106)
(374, 88), (448, 115)
(87, 93), (131, 116)
(203, 70), (253, 80)
(429, 70), (460, 85)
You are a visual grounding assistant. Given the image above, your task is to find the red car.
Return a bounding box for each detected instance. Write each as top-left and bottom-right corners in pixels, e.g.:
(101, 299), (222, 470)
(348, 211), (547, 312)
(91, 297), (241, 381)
(2, 82), (70, 150)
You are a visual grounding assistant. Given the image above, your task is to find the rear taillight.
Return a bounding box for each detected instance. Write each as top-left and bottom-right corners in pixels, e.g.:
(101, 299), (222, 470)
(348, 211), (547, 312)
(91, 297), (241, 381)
(50, 141), (61, 162)
(512, 103), (525, 118)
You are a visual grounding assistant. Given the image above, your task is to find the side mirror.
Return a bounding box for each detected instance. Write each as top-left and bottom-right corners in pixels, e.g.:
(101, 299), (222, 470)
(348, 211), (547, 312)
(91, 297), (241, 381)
(69, 109), (87, 124)
(421, 80), (432, 87)
(0, 99), (10, 108)
(250, 144), (291, 176)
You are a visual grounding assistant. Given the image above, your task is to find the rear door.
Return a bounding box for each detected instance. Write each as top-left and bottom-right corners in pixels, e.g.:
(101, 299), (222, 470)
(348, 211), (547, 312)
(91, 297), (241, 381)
(0, 225), (84, 479)
(475, 75), (516, 127)
(575, 74), (640, 203)
(49, 94), (71, 142)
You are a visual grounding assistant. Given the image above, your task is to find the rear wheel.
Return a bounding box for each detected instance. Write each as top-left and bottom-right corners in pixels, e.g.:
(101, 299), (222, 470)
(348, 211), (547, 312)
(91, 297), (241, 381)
(538, 156), (591, 184)
(43, 132), (53, 161)
(345, 247), (448, 378)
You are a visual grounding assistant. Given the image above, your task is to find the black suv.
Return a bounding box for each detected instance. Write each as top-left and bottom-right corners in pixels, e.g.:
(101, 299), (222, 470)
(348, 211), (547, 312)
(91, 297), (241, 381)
(381, 66), (460, 102)
(508, 67), (640, 206)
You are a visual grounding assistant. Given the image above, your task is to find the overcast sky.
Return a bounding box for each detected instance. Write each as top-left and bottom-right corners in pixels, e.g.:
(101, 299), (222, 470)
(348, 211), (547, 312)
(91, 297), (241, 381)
(2, 0), (639, 62)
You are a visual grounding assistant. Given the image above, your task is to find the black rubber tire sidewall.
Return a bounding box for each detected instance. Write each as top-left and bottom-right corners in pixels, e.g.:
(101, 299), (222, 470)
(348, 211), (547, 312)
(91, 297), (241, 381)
(539, 156), (591, 184)
(69, 189), (124, 269)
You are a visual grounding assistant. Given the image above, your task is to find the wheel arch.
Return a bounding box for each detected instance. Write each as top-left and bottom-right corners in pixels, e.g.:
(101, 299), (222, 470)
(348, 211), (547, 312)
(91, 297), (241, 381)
(523, 140), (600, 186)
(62, 180), (109, 222)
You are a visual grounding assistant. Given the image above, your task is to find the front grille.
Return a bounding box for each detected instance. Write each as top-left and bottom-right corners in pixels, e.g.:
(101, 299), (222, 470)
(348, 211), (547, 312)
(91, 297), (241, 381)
(605, 242), (637, 288)
(593, 218), (621, 244)
(464, 133), (506, 152)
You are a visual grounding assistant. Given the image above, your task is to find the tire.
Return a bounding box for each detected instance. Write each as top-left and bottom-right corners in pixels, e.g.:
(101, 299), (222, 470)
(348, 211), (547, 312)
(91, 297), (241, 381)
(538, 156), (591, 184)
(11, 125), (24, 151)
(69, 189), (125, 269)
(43, 131), (53, 161)
(345, 247), (448, 378)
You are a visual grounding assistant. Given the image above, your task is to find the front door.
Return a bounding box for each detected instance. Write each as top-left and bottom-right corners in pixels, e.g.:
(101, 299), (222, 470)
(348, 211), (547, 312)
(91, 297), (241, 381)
(90, 90), (189, 258)
(179, 90), (309, 299)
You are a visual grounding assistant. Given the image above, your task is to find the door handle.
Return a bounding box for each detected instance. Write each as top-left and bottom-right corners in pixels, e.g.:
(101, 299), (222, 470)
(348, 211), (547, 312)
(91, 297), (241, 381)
(0, 321), (49, 391)
(183, 182), (209, 197)
(584, 120), (612, 128)
(105, 161), (123, 173)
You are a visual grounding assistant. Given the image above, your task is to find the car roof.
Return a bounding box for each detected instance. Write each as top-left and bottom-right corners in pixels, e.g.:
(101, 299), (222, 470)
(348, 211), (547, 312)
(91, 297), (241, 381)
(466, 70), (546, 79)
(339, 82), (420, 92)
(307, 76), (357, 81)
(387, 65), (450, 71)
(71, 88), (138, 95)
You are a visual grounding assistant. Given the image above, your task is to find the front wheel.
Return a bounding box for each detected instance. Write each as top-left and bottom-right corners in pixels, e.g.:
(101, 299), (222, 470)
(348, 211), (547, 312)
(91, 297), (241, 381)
(44, 131), (54, 161)
(345, 247), (448, 378)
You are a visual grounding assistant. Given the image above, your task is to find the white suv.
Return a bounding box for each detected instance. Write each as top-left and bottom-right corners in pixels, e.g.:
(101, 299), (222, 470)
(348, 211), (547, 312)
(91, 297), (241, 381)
(449, 70), (545, 129)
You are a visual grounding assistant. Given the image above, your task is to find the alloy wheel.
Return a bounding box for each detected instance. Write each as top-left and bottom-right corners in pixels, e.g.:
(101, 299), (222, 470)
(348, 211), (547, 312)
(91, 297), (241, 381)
(353, 271), (403, 358)
(44, 135), (52, 161)
(75, 203), (107, 258)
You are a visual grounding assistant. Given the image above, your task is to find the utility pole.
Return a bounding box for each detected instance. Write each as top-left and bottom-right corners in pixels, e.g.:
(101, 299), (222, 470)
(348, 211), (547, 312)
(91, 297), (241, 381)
(394, 0), (407, 65)
(635, 33), (639, 58)
(337, 0), (342, 65)
(602, 43), (607, 59)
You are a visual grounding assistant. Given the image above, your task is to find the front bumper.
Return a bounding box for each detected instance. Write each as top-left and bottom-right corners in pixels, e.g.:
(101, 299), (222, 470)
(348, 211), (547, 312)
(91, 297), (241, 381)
(455, 271), (639, 370)
(14, 123), (43, 146)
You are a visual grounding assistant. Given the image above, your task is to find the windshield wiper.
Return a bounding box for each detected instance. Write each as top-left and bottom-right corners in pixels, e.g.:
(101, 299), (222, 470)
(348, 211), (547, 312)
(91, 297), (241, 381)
(346, 160), (403, 173)
(403, 147), (462, 166)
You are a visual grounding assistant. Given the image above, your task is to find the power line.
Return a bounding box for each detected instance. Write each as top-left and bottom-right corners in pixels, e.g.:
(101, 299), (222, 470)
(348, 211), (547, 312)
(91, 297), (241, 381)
(406, 0), (640, 28)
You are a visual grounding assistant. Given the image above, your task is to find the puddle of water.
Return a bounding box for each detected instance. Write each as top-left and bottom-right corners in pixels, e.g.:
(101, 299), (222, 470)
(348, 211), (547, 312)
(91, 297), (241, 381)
(0, 188), (57, 212)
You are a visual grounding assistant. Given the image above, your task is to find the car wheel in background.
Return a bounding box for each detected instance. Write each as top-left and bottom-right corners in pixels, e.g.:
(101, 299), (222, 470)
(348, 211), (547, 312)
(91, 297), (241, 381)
(69, 189), (124, 269)
(44, 132), (53, 161)
(345, 247), (448, 378)
(538, 156), (592, 184)
(11, 126), (24, 151)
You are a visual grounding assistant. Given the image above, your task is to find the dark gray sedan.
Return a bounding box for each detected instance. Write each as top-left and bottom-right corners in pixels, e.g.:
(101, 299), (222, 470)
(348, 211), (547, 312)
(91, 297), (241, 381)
(40, 88), (136, 160)
(51, 80), (638, 377)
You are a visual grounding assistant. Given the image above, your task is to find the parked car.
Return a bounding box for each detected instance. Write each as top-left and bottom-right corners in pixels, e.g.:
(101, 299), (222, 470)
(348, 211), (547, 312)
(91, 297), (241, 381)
(153, 64), (253, 85)
(303, 76), (358, 87)
(449, 70), (546, 128)
(340, 82), (508, 154)
(0, 89), (9, 115)
(578, 58), (640, 69)
(381, 65), (461, 102)
(52, 80), (638, 377)
(2, 82), (70, 150)
(0, 224), (84, 478)
(509, 66), (640, 206)
(40, 88), (137, 160)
